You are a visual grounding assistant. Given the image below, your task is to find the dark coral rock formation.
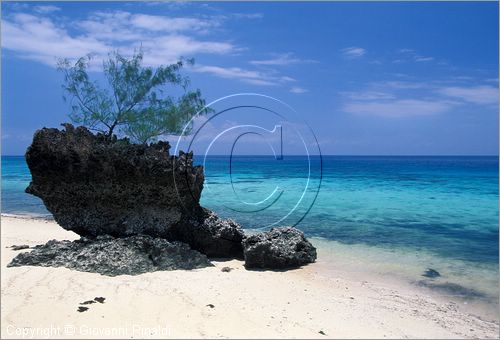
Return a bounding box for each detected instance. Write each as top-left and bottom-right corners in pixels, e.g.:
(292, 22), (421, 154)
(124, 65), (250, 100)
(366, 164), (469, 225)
(20, 124), (321, 272)
(168, 209), (244, 258)
(243, 227), (317, 269)
(8, 235), (213, 276)
(25, 124), (244, 258)
(26, 124), (202, 238)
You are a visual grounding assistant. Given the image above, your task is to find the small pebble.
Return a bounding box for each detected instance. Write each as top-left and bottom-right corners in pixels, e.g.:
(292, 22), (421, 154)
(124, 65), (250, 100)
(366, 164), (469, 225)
(77, 307), (89, 313)
(221, 267), (232, 272)
(94, 297), (105, 303)
(206, 304), (215, 308)
(80, 300), (96, 305)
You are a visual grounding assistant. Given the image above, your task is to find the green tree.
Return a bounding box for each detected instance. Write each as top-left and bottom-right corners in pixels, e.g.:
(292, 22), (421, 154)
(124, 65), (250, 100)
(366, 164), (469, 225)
(57, 51), (210, 144)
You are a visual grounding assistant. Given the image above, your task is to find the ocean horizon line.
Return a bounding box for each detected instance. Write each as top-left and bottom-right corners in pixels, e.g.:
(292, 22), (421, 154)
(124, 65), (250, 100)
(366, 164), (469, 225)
(2, 154), (499, 158)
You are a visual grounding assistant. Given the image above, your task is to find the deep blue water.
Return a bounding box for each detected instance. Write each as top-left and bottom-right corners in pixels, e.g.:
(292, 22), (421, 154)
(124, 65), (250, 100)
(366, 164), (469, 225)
(2, 155), (499, 267)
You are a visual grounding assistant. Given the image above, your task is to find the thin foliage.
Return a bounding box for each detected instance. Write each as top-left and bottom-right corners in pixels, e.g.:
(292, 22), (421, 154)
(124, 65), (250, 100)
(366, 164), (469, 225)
(58, 51), (210, 144)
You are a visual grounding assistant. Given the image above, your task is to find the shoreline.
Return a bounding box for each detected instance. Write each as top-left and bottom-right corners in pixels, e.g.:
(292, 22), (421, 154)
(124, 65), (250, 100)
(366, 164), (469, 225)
(1, 213), (54, 220)
(1, 215), (499, 339)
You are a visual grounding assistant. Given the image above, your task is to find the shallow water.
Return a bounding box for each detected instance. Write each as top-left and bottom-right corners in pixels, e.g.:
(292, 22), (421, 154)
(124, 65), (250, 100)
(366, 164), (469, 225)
(311, 237), (499, 320)
(2, 155), (498, 316)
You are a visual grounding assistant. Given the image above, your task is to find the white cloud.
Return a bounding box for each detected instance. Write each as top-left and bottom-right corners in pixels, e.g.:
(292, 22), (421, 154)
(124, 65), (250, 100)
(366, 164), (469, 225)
(2, 13), (110, 65)
(396, 48), (434, 63)
(142, 36), (235, 66)
(2, 9), (304, 88)
(414, 56), (434, 62)
(342, 76), (498, 119)
(144, 1), (191, 10)
(129, 13), (219, 32)
(76, 12), (147, 42)
(33, 5), (61, 14)
(230, 13), (263, 20)
(343, 99), (454, 118)
(250, 53), (316, 66)
(341, 47), (366, 58)
(290, 87), (308, 94)
(339, 91), (395, 101)
(439, 85), (498, 105)
(1, 11), (235, 67)
(376, 80), (427, 89)
(193, 65), (295, 86)
(279, 76), (295, 82)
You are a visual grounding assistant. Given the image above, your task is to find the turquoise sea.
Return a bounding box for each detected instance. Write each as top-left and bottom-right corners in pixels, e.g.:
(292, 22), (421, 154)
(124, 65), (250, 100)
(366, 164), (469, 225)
(1, 155), (499, 314)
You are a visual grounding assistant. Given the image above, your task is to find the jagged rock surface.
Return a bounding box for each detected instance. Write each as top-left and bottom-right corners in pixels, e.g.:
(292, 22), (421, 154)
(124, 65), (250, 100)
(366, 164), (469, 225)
(25, 124), (244, 258)
(168, 209), (245, 258)
(26, 124), (202, 238)
(8, 235), (213, 276)
(243, 227), (317, 269)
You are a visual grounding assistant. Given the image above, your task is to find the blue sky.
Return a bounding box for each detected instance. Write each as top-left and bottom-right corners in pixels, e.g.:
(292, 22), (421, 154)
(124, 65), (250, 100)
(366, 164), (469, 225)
(1, 1), (498, 155)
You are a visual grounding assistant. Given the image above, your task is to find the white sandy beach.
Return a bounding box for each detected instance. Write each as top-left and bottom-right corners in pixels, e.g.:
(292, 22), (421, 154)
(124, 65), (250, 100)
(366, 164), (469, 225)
(1, 215), (498, 339)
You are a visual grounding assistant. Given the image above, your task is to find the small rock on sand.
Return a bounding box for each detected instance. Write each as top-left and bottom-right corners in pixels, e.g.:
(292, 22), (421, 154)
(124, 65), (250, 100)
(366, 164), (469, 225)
(10, 245), (29, 251)
(422, 268), (441, 278)
(94, 297), (105, 304)
(80, 300), (96, 305)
